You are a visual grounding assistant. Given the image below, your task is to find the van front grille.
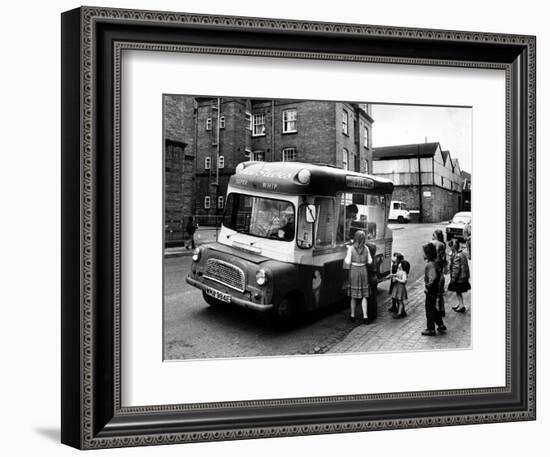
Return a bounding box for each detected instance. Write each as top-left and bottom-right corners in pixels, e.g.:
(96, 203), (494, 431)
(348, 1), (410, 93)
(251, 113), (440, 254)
(204, 259), (246, 292)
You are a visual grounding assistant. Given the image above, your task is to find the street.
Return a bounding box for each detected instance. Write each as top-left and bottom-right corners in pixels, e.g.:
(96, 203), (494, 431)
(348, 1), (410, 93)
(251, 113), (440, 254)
(163, 223), (471, 360)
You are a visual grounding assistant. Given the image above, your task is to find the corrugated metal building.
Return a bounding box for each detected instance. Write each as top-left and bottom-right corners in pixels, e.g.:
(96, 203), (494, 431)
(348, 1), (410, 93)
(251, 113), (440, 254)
(373, 142), (466, 223)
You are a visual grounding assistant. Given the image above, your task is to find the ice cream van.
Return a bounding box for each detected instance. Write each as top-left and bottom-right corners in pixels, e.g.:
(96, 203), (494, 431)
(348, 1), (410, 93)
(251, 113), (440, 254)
(186, 161), (394, 325)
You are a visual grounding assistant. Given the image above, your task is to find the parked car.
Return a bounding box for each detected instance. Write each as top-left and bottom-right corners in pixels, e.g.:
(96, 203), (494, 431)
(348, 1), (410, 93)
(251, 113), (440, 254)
(446, 211), (472, 242)
(388, 200), (410, 223)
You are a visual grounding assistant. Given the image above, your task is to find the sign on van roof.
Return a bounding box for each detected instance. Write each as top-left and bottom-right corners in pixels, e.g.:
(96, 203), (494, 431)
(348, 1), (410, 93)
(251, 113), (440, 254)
(229, 161), (394, 196)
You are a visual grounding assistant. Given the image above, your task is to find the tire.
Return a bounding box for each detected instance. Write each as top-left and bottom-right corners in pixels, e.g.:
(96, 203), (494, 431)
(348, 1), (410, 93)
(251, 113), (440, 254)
(202, 291), (224, 307)
(397, 216), (404, 224)
(272, 294), (301, 328)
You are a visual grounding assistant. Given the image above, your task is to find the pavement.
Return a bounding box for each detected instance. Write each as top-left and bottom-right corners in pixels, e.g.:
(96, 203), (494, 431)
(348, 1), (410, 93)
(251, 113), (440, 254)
(326, 275), (471, 354)
(163, 222), (472, 358)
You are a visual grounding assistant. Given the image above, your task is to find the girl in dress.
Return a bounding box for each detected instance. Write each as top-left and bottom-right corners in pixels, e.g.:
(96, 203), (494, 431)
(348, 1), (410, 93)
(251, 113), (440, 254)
(447, 239), (471, 313)
(345, 230), (372, 324)
(391, 260), (410, 319)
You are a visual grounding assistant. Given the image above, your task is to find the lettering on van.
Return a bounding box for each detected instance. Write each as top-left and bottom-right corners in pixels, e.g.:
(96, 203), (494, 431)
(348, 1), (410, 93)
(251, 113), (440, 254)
(262, 182), (278, 190)
(235, 178), (248, 186)
(346, 175), (374, 189)
(240, 167), (294, 180)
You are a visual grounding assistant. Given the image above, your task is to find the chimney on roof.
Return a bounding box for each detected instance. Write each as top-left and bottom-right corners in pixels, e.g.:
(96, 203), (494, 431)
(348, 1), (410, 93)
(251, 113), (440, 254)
(424, 136), (427, 143)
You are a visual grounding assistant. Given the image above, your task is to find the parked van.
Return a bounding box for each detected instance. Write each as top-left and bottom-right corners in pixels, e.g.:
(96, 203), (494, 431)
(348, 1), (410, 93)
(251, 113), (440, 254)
(388, 200), (410, 223)
(186, 162), (394, 325)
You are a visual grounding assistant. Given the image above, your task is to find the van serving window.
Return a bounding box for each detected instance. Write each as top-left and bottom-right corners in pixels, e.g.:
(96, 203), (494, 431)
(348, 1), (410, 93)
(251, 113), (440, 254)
(337, 192), (385, 242)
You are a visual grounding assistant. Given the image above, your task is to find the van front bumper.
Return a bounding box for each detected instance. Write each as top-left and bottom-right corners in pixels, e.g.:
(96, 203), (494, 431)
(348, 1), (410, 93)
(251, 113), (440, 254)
(186, 276), (274, 313)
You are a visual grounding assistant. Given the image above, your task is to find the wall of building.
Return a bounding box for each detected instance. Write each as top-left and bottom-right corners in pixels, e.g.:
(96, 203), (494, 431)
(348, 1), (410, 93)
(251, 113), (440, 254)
(166, 96), (376, 228)
(391, 185), (461, 223)
(357, 111), (374, 173)
(194, 98), (249, 223)
(163, 95), (198, 245)
(164, 95), (196, 146)
(250, 99), (337, 164)
(372, 157), (434, 185)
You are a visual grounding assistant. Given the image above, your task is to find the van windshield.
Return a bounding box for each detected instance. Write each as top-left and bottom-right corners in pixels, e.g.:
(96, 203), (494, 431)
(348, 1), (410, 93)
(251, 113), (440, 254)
(223, 193), (295, 241)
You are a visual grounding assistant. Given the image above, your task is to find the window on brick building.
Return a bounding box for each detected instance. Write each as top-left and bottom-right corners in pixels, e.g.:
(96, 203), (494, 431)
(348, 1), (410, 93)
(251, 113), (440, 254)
(251, 151), (264, 161)
(218, 155), (225, 169)
(205, 157), (211, 170)
(219, 116), (225, 129)
(206, 117), (212, 131)
(218, 196), (224, 209)
(282, 148), (297, 162)
(204, 196), (211, 209)
(347, 151), (356, 172)
(363, 126), (369, 148)
(282, 109), (297, 133)
(342, 148), (349, 170)
(252, 113), (266, 136)
(342, 110), (349, 135)
(245, 112), (252, 131)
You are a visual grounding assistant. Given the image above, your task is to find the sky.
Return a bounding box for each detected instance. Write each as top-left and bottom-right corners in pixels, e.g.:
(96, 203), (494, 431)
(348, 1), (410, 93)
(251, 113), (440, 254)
(371, 104), (472, 174)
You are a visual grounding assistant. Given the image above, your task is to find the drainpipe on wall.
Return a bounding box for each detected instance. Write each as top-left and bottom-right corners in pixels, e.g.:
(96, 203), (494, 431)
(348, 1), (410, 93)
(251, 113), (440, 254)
(417, 144), (423, 223)
(271, 100), (275, 161)
(215, 97), (221, 228)
(193, 100), (199, 219)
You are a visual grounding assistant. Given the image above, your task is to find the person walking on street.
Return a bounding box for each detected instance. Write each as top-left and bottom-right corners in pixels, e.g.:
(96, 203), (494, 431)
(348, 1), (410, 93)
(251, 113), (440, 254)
(421, 243), (446, 336)
(448, 239), (471, 313)
(431, 229), (448, 316)
(185, 216), (198, 250)
(345, 230), (373, 325)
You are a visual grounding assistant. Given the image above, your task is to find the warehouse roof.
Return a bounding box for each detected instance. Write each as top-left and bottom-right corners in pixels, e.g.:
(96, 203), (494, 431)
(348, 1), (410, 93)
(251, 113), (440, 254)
(373, 142), (440, 160)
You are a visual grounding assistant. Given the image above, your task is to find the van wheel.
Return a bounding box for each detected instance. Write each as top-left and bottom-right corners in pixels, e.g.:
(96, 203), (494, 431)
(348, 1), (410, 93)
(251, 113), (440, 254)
(397, 216), (404, 223)
(202, 291), (224, 307)
(272, 294), (300, 328)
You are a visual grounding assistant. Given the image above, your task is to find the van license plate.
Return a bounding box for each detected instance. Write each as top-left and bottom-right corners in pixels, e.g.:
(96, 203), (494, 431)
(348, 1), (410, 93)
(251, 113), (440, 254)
(205, 287), (231, 303)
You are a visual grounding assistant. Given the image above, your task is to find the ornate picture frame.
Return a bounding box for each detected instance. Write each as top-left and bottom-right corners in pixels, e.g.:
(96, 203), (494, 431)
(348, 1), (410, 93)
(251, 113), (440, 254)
(61, 6), (536, 449)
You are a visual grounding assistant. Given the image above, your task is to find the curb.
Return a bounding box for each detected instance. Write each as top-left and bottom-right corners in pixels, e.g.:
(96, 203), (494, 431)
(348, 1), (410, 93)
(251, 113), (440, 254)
(164, 249), (194, 258)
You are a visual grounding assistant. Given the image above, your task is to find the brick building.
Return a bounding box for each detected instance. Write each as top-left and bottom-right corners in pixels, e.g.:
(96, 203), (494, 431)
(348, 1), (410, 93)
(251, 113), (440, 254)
(460, 170), (472, 211)
(164, 96), (375, 233)
(372, 142), (466, 223)
(163, 95), (197, 244)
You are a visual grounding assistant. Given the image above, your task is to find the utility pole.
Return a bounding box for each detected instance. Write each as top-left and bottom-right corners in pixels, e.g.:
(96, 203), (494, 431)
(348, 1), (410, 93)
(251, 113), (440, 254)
(271, 99), (275, 162)
(417, 143), (423, 223)
(215, 97), (220, 188)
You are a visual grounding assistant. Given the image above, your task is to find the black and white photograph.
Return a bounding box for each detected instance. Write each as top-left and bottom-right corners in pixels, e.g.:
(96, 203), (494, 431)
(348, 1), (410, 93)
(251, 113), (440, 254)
(163, 96), (473, 360)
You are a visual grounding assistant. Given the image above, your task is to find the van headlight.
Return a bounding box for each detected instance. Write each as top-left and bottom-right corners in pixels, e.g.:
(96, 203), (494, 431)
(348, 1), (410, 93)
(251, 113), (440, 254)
(192, 248), (201, 262)
(255, 269), (268, 286)
(296, 169), (311, 185)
